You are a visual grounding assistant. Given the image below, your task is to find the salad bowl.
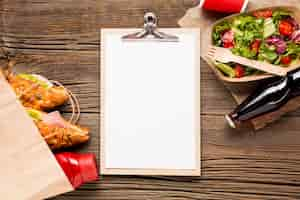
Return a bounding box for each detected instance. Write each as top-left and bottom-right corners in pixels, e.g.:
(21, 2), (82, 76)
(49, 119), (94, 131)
(203, 6), (300, 85)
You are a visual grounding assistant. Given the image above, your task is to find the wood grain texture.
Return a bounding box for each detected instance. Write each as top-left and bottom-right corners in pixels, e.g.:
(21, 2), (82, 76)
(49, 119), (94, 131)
(1, 0), (300, 199)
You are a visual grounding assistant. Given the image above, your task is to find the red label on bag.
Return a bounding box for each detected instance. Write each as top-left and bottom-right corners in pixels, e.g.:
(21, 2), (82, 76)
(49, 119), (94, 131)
(55, 152), (98, 189)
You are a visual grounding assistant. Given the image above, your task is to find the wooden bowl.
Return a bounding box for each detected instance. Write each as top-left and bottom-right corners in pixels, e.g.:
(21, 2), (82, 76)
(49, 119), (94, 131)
(202, 6), (300, 86)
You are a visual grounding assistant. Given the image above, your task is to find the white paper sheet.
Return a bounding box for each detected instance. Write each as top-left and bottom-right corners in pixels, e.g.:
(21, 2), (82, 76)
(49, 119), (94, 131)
(101, 29), (200, 175)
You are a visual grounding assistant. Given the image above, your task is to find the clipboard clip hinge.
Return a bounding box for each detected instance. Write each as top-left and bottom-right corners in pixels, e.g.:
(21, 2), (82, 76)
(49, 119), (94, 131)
(122, 12), (179, 42)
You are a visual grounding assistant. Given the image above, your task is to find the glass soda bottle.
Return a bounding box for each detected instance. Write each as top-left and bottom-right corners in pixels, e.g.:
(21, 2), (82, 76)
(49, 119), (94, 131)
(226, 68), (300, 129)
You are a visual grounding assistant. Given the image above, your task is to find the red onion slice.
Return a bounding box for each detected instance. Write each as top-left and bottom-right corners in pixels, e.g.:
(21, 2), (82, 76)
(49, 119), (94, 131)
(291, 30), (300, 44)
(221, 30), (234, 43)
(266, 35), (287, 54)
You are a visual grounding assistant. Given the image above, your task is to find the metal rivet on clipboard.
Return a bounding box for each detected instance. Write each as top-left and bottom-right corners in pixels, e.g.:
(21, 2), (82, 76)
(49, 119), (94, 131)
(122, 12), (179, 42)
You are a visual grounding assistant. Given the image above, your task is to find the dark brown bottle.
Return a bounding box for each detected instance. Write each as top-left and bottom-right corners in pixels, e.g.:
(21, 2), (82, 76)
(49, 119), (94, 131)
(226, 68), (300, 129)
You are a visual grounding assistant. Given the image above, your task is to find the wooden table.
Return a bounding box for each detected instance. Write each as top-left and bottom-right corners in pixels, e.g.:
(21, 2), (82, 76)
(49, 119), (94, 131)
(2, 0), (300, 199)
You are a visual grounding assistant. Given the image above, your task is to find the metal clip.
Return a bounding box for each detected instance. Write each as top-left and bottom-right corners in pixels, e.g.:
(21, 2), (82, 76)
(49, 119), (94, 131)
(122, 12), (179, 42)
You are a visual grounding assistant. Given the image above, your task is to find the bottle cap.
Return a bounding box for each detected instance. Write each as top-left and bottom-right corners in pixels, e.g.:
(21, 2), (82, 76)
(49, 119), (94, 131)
(225, 114), (236, 128)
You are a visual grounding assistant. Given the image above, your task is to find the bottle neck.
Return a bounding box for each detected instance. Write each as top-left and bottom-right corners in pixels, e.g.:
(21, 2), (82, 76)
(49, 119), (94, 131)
(229, 76), (290, 124)
(288, 68), (300, 96)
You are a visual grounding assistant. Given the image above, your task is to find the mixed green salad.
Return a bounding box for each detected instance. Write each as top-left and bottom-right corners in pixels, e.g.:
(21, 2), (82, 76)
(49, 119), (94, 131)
(212, 9), (300, 78)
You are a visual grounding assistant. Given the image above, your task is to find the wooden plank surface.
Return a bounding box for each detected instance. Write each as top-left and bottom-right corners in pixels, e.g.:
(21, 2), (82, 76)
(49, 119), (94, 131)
(1, 0), (300, 199)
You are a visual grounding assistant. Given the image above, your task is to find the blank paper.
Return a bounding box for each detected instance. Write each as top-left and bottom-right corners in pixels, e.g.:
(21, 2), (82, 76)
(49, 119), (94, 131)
(100, 28), (200, 176)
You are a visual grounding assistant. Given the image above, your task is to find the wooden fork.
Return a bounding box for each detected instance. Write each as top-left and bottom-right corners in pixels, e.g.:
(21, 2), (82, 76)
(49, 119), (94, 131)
(207, 45), (288, 76)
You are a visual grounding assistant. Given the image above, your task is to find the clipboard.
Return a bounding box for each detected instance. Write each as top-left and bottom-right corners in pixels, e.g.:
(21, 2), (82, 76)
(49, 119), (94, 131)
(100, 13), (201, 176)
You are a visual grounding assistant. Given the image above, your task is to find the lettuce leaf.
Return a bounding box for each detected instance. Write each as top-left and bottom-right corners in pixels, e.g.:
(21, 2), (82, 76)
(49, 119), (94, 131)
(27, 109), (42, 121)
(258, 42), (278, 63)
(285, 42), (300, 55)
(212, 20), (231, 46)
(231, 15), (264, 59)
(232, 45), (257, 59)
(18, 74), (51, 89)
(233, 15), (264, 32)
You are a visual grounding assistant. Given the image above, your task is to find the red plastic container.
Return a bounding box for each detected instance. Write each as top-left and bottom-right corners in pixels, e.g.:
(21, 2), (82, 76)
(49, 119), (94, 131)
(199, 0), (249, 13)
(55, 152), (98, 189)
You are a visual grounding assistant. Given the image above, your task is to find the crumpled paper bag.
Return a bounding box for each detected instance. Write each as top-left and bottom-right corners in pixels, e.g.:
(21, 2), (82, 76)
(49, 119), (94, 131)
(0, 71), (73, 199)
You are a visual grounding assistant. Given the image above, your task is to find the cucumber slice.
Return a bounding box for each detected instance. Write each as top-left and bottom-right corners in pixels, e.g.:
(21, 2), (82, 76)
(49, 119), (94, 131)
(264, 18), (276, 38)
(215, 62), (236, 78)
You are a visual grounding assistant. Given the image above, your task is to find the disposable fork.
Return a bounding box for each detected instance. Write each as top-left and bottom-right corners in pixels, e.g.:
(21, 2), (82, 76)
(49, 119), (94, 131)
(206, 45), (288, 76)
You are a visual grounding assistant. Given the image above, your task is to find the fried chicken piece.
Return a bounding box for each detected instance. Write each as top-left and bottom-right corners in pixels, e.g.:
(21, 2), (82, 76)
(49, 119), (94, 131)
(28, 109), (89, 150)
(7, 73), (69, 111)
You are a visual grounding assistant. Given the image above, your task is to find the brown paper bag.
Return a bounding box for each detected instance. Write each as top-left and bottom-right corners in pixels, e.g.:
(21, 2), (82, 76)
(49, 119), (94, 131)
(0, 72), (73, 199)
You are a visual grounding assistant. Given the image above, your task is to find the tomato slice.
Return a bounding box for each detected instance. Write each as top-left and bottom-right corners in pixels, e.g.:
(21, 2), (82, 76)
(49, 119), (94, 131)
(253, 10), (273, 18)
(280, 56), (292, 65)
(223, 41), (234, 48)
(235, 64), (245, 78)
(250, 39), (261, 54)
(279, 20), (294, 36)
